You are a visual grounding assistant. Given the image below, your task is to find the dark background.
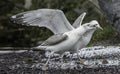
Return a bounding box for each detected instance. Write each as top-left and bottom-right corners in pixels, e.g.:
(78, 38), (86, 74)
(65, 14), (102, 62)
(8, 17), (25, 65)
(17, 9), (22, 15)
(0, 0), (117, 47)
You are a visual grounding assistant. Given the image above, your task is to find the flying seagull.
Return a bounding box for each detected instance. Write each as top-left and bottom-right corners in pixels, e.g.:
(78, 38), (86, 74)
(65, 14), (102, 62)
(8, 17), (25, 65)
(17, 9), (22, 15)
(11, 9), (103, 68)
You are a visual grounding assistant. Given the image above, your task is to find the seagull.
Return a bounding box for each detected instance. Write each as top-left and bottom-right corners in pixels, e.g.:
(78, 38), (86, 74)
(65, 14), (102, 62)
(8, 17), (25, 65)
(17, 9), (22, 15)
(35, 20), (102, 53)
(11, 9), (103, 68)
(35, 20), (102, 65)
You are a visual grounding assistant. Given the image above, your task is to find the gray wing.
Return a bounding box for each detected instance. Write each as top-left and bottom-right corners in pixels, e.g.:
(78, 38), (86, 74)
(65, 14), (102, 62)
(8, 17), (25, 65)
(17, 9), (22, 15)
(98, 0), (120, 34)
(41, 34), (68, 46)
(72, 12), (86, 28)
(11, 9), (74, 34)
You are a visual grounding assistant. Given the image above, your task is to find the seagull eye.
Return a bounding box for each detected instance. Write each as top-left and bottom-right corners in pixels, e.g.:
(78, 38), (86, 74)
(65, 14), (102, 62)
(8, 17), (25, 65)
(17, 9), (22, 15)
(93, 25), (96, 27)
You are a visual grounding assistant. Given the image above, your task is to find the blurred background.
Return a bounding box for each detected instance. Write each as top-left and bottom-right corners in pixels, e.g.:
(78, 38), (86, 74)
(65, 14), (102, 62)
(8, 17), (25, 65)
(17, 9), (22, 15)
(0, 0), (119, 47)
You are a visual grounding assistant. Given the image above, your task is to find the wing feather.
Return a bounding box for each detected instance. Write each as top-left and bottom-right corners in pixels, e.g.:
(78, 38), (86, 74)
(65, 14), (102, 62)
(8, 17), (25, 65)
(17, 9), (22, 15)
(41, 34), (68, 46)
(72, 12), (86, 28)
(11, 9), (74, 34)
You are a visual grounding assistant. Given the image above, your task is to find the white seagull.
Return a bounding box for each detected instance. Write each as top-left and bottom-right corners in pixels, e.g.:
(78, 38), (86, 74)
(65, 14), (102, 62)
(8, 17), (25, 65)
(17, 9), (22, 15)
(11, 9), (103, 67)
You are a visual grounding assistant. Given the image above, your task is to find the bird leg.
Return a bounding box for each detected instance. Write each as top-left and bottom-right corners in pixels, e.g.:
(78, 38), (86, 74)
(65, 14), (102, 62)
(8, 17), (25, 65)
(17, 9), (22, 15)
(45, 51), (54, 65)
(70, 53), (74, 61)
(76, 49), (85, 65)
(42, 51), (54, 70)
(76, 49), (81, 60)
(60, 52), (73, 62)
(60, 53), (65, 63)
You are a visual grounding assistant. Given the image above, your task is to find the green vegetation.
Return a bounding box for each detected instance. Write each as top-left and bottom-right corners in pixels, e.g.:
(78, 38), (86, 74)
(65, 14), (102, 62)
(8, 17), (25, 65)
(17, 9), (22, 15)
(0, 0), (116, 47)
(102, 59), (108, 64)
(93, 24), (115, 41)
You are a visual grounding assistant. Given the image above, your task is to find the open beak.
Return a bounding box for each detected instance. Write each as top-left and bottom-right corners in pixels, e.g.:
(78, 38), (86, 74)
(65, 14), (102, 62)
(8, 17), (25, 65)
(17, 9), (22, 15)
(97, 24), (103, 30)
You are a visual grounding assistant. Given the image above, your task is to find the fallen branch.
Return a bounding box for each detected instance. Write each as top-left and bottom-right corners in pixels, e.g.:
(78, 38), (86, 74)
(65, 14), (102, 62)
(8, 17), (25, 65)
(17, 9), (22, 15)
(0, 47), (31, 50)
(0, 47), (41, 54)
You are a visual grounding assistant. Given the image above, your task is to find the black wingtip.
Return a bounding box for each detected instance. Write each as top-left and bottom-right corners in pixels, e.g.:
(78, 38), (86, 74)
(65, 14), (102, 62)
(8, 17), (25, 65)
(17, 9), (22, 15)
(10, 13), (25, 25)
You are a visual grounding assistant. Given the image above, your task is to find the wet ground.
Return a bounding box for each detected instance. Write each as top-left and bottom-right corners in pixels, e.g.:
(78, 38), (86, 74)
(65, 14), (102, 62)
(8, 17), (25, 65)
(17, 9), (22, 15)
(0, 45), (120, 74)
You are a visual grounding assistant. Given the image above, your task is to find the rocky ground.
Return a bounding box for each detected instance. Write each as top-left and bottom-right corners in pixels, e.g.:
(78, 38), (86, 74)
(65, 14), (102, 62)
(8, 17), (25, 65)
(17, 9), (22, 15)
(0, 40), (120, 74)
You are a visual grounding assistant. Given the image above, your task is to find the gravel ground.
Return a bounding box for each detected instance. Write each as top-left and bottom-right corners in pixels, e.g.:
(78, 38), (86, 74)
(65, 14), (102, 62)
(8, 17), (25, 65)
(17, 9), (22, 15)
(0, 39), (120, 74)
(0, 45), (120, 74)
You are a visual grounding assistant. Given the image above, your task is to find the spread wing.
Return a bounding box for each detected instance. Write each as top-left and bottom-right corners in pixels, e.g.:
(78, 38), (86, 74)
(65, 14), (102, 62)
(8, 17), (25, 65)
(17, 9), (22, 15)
(11, 9), (74, 34)
(41, 34), (68, 46)
(72, 12), (86, 28)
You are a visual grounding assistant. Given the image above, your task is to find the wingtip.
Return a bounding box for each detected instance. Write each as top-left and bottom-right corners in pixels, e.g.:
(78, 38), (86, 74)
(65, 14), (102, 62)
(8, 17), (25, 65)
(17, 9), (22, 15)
(11, 15), (16, 19)
(83, 12), (86, 16)
(55, 9), (63, 13)
(79, 12), (86, 26)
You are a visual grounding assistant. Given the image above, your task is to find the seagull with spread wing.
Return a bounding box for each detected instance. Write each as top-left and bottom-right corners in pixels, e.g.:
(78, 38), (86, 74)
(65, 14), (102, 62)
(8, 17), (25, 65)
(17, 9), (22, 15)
(11, 9), (103, 68)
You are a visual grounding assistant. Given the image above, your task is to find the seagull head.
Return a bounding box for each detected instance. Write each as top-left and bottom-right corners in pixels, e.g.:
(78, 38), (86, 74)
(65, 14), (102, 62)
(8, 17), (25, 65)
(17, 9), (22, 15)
(83, 20), (103, 30)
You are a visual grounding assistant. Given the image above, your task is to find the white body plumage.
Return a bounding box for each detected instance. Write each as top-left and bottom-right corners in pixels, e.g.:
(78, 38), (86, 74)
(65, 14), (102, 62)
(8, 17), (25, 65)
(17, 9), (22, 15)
(37, 20), (101, 54)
